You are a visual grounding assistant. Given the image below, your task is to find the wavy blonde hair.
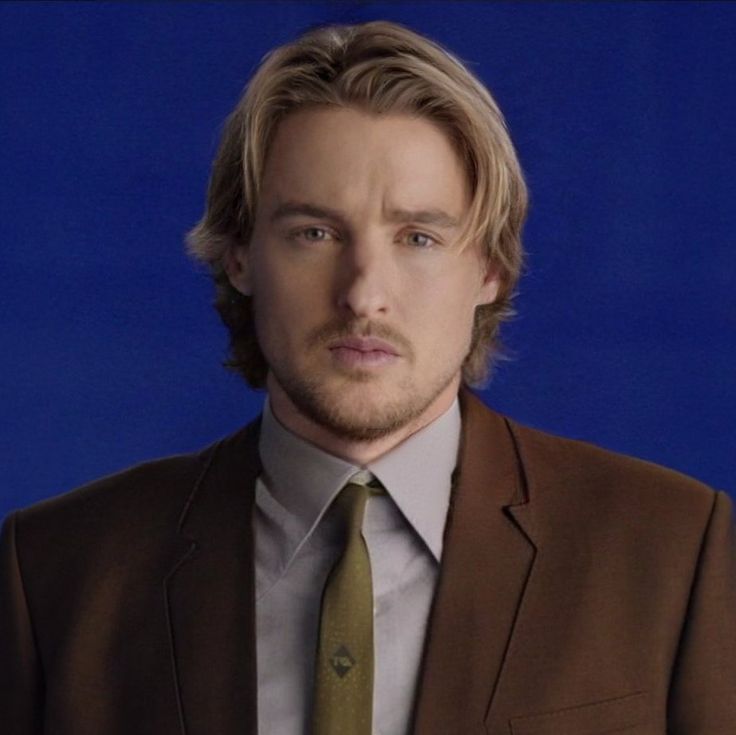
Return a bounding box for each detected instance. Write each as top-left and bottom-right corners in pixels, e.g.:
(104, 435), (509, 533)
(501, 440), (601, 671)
(187, 20), (527, 388)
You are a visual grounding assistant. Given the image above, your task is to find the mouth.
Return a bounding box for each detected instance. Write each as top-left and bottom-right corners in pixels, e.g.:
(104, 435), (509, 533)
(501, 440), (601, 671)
(328, 337), (400, 369)
(328, 337), (399, 356)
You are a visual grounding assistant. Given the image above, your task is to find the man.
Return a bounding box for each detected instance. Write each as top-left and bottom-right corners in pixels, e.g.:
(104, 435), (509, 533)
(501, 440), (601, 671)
(1, 20), (734, 735)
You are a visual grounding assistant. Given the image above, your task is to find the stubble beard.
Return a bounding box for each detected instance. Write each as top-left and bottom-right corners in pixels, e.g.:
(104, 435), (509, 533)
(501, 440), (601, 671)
(256, 305), (466, 442)
(269, 357), (461, 442)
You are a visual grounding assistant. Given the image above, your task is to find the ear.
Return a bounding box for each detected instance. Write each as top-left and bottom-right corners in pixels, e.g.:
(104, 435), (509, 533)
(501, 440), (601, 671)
(223, 244), (252, 296)
(476, 261), (502, 306)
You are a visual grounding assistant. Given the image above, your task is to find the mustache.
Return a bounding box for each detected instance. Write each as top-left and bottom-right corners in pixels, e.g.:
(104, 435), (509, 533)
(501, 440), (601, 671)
(308, 318), (413, 358)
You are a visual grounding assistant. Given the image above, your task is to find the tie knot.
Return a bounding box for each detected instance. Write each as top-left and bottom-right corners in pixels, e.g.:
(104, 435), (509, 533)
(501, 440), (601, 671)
(337, 476), (383, 536)
(339, 483), (369, 534)
(348, 470), (385, 493)
(367, 478), (385, 497)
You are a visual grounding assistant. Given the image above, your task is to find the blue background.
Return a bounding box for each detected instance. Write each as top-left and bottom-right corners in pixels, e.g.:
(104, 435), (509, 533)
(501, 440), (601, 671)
(1, 1), (734, 517)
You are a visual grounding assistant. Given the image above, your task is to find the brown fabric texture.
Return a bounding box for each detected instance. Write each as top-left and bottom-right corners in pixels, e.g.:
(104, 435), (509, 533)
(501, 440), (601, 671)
(1, 391), (734, 734)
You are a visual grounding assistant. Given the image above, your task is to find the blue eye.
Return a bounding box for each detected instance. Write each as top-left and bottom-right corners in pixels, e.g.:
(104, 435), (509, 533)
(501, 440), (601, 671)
(407, 232), (435, 248)
(302, 227), (330, 241)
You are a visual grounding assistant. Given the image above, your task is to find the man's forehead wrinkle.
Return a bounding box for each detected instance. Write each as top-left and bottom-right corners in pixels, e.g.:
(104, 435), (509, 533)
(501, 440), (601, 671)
(383, 206), (463, 230)
(269, 200), (348, 225)
(268, 199), (463, 232)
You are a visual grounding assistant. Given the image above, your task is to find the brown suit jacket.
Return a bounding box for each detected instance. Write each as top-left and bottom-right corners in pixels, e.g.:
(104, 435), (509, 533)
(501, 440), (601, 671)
(1, 391), (734, 734)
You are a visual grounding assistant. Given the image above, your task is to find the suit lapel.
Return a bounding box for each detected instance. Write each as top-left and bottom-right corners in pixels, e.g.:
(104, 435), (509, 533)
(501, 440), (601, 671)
(164, 418), (262, 735)
(412, 391), (537, 734)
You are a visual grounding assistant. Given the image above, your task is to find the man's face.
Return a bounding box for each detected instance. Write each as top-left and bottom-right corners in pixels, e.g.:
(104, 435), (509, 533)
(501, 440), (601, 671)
(227, 106), (499, 441)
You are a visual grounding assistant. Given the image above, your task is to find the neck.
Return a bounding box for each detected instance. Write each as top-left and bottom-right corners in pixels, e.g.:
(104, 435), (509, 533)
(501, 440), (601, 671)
(266, 377), (460, 465)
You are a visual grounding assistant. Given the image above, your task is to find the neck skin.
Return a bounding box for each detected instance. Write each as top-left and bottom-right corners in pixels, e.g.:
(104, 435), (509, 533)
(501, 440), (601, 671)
(265, 373), (461, 465)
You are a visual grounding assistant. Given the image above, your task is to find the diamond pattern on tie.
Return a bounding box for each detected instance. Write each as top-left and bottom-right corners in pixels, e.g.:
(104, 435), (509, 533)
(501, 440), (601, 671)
(330, 645), (355, 678)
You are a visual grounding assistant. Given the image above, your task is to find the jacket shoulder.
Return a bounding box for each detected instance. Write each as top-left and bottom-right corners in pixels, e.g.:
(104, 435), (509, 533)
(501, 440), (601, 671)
(506, 418), (718, 520)
(17, 445), (211, 530)
(11, 420), (258, 551)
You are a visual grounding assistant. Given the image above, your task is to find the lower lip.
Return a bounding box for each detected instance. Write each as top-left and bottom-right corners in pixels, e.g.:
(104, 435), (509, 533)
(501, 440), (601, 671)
(330, 347), (399, 368)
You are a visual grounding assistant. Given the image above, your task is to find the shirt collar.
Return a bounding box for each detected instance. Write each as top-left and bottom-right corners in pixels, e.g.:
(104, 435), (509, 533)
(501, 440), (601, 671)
(366, 400), (460, 560)
(257, 396), (461, 563)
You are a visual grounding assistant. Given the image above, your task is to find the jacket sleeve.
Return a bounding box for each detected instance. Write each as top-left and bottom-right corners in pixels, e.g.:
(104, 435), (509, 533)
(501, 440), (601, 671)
(0, 512), (44, 735)
(668, 490), (736, 732)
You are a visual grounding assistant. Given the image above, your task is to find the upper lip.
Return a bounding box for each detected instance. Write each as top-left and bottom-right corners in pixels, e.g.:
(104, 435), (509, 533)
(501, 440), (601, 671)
(329, 337), (399, 355)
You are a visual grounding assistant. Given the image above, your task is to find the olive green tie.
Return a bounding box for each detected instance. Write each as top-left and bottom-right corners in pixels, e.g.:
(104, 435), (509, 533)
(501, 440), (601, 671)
(312, 478), (380, 735)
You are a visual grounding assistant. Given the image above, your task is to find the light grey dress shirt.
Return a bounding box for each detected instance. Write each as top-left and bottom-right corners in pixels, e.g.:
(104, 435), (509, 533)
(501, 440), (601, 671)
(255, 397), (461, 735)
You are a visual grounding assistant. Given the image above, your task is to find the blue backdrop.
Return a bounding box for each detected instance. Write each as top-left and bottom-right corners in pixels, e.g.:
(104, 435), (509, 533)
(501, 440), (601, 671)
(1, 1), (734, 517)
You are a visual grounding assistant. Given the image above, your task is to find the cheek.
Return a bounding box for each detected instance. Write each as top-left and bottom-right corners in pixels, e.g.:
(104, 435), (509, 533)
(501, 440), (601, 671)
(252, 250), (298, 312)
(252, 261), (326, 347)
(423, 267), (481, 320)
(255, 241), (334, 304)
(408, 280), (478, 352)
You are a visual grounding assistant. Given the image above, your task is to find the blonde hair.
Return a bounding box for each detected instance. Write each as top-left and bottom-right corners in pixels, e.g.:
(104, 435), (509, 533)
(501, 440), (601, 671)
(187, 20), (527, 388)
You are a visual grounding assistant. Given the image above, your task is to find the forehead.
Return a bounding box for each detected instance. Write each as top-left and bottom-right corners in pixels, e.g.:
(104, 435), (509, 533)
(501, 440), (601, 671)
(259, 106), (471, 219)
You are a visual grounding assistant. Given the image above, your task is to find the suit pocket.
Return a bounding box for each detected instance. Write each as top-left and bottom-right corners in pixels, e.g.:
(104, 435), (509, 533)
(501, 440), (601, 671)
(509, 691), (649, 735)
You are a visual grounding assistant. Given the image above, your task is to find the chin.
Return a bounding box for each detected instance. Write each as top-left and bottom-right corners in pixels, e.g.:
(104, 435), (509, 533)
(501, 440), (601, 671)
(310, 400), (417, 442)
(318, 383), (400, 420)
(289, 376), (434, 442)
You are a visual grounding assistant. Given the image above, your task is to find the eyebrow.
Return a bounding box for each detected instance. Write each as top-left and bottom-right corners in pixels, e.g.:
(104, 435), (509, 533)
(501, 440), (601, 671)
(269, 201), (462, 230)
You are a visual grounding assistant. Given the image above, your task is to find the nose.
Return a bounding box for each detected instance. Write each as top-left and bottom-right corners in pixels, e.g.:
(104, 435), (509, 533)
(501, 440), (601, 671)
(335, 235), (390, 319)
